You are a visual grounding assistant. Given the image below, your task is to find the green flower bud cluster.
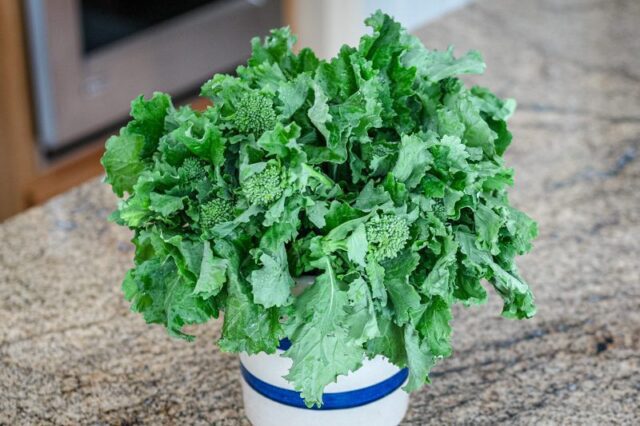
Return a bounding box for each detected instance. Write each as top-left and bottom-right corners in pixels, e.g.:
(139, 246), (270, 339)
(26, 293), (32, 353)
(233, 92), (277, 136)
(432, 199), (447, 221)
(179, 157), (208, 182)
(199, 198), (234, 229)
(366, 214), (410, 261)
(242, 164), (285, 206)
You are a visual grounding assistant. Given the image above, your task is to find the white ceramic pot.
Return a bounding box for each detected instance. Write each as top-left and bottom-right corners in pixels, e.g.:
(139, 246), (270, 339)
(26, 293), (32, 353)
(239, 339), (409, 426)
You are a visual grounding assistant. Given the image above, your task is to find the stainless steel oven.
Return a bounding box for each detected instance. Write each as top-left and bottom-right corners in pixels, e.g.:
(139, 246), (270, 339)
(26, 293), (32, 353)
(25, 0), (282, 152)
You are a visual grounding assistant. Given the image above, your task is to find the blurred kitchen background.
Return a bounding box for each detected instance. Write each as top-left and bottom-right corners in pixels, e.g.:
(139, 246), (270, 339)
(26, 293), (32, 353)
(0, 0), (470, 221)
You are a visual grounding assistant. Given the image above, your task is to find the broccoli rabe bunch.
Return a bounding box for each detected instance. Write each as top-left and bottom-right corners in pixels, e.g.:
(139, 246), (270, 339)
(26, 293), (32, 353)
(102, 11), (537, 408)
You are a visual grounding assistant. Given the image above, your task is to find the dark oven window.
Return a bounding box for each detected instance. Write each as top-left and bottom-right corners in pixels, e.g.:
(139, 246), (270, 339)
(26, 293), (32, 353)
(81, 0), (222, 54)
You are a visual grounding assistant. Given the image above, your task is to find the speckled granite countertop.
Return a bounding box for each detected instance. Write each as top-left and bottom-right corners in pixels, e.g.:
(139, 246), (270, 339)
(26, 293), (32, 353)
(2, 0), (639, 424)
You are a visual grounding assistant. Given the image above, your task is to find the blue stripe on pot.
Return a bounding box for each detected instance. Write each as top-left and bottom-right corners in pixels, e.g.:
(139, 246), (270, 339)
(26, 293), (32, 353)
(277, 337), (292, 351)
(240, 362), (409, 410)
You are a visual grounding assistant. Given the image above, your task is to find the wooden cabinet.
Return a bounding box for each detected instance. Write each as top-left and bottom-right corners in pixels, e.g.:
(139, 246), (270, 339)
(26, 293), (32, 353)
(0, 0), (35, 220)
(0, 0), (103, 220)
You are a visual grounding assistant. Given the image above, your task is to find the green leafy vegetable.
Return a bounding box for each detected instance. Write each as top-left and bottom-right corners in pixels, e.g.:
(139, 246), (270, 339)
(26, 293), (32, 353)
(103, 11), (537, 408)
(284, 259), (366, 405)
(250, 243), (294, 308)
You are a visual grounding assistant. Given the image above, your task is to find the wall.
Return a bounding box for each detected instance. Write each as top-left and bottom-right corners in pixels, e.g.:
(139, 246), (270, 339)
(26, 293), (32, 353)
(289, 0), (472, 58)
(365, 0), (471, 32)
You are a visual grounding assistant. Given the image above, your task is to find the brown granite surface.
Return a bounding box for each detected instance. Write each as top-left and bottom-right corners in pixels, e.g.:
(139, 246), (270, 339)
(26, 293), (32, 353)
(1, 0), (640, 424)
